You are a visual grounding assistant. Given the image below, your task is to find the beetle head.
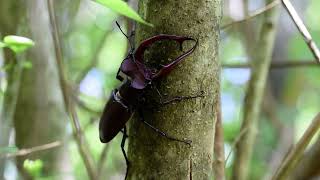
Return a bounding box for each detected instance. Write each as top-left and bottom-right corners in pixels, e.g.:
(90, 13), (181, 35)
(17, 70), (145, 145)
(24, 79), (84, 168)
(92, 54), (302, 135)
(115, 22), (197, 89)
(115, 21), (153, 89)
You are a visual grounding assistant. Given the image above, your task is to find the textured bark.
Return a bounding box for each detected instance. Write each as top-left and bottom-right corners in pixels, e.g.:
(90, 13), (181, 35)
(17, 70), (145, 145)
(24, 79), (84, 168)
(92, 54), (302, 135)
(232, 1), (280, 179)
(127, 0), (222, 179)
(12, 1), (70, 179)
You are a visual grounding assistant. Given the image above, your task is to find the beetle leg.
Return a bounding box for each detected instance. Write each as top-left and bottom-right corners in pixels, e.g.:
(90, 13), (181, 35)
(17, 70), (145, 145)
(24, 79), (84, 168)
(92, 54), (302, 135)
(120, 129), (130, 138)
(150, 83), (163, 99)
(138, 109), (192, 146)
(121, 126), (129, 179)
(160, 91), (205, 105)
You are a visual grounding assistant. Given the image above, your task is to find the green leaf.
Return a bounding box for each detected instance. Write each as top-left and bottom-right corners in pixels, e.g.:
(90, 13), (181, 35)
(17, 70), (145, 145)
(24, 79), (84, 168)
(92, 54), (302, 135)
(96, 0), (153, 27)
(3, 35), (35, 53)
(0, 41), (6, 48)
(23, 159), (43, 178)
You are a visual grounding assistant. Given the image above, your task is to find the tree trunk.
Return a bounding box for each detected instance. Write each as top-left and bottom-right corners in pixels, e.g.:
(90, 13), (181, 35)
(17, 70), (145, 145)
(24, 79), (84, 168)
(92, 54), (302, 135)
(127, 0), (222, 179)
(0, 1), (25, 178)
(12, 0), (70, 179)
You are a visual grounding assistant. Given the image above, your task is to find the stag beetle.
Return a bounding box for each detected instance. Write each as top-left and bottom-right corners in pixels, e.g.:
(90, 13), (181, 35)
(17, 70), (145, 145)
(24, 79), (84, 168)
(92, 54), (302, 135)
(99, 22), (199, 178)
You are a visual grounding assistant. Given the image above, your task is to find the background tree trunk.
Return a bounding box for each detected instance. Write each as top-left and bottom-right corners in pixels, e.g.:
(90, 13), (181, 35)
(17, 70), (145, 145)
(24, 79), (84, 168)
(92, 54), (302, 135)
(0, 1), (26, 178)
(264, 1), (309, 178)
(127, 0), (222, 179)
(232, 0), (280, 179)
(11, 0), (70, 179)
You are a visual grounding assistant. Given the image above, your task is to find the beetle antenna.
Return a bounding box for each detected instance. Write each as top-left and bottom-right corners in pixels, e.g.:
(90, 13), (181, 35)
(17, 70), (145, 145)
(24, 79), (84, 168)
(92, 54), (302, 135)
(116, 21), (129, 39)
(116, 21), (135, 52)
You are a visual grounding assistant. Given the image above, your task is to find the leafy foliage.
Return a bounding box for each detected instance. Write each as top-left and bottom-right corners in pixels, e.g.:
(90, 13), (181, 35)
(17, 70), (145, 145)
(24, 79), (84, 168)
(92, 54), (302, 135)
(23, 159), (43, 178)
(95, 0), (153, 26)
(1, 35), (35, 53)
(0, 41), (5, 48)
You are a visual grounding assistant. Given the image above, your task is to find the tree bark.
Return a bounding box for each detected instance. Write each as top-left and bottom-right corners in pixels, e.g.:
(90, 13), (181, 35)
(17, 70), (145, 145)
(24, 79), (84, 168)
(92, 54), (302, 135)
(12, 0), (70, 179)
(127, 0), (222, 179)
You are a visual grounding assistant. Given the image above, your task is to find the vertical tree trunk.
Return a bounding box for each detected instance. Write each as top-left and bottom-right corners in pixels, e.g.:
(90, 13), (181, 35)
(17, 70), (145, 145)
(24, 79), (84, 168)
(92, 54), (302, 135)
(127, 0), (222, 179)
(12, 0), (70, 178)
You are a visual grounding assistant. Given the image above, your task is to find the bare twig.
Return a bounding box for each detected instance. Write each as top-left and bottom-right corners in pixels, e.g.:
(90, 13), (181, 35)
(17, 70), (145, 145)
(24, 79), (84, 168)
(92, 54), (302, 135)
(213, 95), (225, 180)
(291, 135), (320, 180)
(2, 141), (62, 158)
(225, 127), (249, 166)
(282, 0), (320, 63)
(47, 0), (98, 179)
(272, 113), (320, 180)
(222, 0), (280, 29)
(222, 60), (318, 69)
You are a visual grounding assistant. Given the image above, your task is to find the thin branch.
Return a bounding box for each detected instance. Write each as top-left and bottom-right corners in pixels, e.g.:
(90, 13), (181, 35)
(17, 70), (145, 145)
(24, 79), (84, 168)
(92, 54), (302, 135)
(74, 95), (101, 116)
(2, 141), (62, 158)
(213, 96), (225, 180)
(282, 0), (320, 63)
(225, 127), (249, 166)
(272, 113), (320, 180)
(47, 0), (98, 179)
(83, 117), (98, 132)
(240, 0), (257, 56)
(222, 60), (318, 69)
(291, 135), (320, 180)
(222, 0), (280, 29)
